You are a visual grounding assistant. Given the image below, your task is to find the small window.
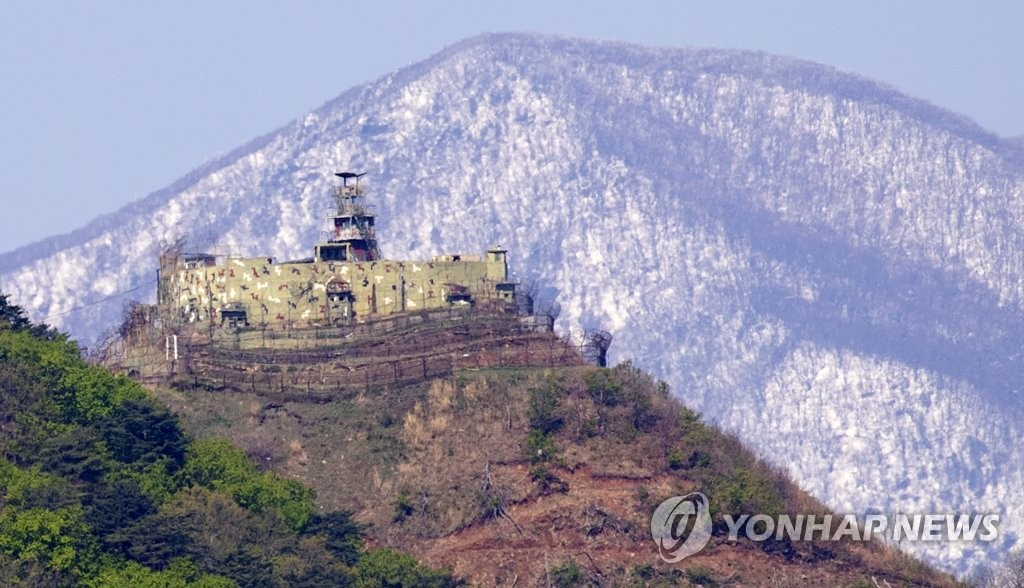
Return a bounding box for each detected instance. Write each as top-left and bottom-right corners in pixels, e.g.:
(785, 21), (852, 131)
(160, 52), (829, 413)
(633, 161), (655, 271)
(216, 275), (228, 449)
(319, 245), (348, 262)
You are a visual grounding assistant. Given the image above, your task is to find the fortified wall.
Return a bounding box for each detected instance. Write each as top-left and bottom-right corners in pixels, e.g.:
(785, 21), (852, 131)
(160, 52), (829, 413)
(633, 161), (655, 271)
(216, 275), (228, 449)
(157, 172), (516, 328)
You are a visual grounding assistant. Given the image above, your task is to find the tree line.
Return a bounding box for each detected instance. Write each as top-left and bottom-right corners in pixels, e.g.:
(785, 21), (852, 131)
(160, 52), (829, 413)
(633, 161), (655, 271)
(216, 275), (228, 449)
(0, 293), (462, 587)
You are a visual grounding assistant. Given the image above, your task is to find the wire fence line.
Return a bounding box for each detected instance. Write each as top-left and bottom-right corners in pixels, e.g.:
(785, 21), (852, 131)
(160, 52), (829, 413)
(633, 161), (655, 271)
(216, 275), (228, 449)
(117, 306), (586, 402)
(174, 332), (581, 402)
(207, 308), (547, 351)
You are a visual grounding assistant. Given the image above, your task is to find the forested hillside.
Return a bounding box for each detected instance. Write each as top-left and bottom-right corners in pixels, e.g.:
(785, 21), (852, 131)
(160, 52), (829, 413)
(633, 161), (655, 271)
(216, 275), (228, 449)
(0, 294), (460, 587)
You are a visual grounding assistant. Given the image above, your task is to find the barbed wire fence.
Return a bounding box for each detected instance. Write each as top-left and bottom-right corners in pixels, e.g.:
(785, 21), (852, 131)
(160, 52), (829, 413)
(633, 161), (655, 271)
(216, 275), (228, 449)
(104, 303), (610, 402)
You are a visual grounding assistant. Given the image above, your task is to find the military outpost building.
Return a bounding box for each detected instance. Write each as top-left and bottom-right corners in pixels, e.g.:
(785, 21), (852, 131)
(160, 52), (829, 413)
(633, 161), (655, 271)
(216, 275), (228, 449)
(157, 172), (516, 329)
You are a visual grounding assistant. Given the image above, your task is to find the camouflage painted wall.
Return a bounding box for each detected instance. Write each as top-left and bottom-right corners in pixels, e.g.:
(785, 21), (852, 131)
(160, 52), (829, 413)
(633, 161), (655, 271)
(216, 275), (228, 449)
(159, 249), (511, 326)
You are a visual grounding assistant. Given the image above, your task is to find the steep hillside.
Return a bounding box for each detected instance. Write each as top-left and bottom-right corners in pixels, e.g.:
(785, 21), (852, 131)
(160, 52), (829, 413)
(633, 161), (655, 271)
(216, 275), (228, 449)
(149, 338), (957, 586)
(3, 33), (1023, 571)
(0, 294), (461, 586)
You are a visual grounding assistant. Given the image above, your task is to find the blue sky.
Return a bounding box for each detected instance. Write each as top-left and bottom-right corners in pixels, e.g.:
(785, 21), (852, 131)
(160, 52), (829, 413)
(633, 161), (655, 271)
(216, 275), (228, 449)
(2, 1), (1022, 254)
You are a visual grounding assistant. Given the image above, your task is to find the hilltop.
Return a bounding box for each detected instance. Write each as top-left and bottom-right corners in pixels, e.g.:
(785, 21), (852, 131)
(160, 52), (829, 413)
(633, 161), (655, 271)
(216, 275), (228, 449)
(126, 305), (957, 586)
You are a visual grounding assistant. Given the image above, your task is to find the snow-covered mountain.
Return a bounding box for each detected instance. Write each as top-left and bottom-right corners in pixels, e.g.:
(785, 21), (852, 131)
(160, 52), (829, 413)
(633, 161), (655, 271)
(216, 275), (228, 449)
(3, 33), (1022, 573)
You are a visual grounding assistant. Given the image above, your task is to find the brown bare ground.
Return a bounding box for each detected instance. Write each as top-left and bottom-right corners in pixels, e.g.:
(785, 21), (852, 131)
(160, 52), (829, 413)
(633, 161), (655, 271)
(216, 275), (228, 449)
(138, 315), (958, 587)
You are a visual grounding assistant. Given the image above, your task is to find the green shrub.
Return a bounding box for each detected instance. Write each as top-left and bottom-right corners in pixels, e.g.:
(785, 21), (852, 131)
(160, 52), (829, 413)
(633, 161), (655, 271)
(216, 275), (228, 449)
(180, 438), (316, 530)
(393, 492), (414, 523)
(667, 448), (711, 470)
(82, 560), (234, 588)
(686, 565), (717, 586)
(302, 510), (364, 566)
(707, 465), (784, 519)
(0, 505), (96, 576)
(354, 548), (464, 587)
(585, 369), (623, 407)
(631, 563), (655, 579)
(528, 378), (564, 434)
(98, 399), (188, 469)
(549, 560), (583, 587)
(525, 429), (558, 464)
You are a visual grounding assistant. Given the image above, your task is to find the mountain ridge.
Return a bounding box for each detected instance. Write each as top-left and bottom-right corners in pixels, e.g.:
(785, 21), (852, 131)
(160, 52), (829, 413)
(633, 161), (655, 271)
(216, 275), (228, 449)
(2, 32), (1022, 573)
(2, 33), (1016, 270)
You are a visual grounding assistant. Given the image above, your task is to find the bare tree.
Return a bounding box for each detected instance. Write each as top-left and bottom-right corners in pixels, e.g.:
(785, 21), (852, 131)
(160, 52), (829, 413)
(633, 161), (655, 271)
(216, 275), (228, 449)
(581, 329), (613, 367)
(980, 548), (1024, 587)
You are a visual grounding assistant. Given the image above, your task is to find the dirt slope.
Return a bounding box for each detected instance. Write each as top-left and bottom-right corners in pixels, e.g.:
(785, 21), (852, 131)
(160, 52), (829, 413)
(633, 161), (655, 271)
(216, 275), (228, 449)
(146, 325), (956, 587)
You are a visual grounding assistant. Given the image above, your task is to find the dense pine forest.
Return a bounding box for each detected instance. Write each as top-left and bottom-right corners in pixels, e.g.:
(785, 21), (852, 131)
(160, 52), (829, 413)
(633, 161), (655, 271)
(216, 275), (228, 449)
(0, 293), (462, 587)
